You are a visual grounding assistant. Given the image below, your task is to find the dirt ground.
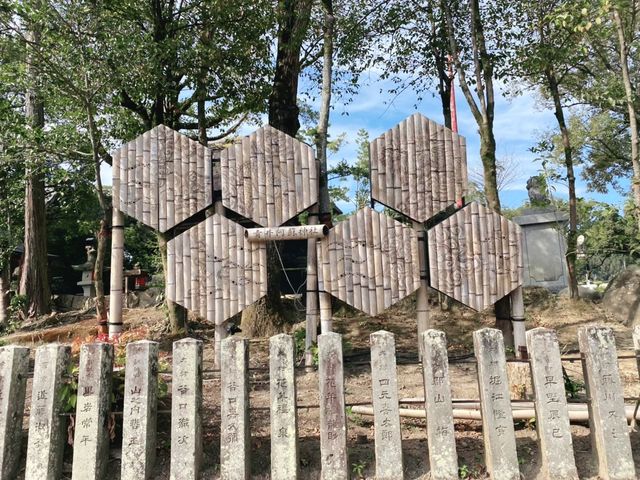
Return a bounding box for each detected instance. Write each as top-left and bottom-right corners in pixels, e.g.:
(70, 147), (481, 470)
(4, 288), (640, 479)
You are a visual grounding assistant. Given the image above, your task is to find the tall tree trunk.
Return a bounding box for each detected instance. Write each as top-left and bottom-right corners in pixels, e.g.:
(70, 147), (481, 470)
(613, 8), (640, 232)
(86, 96), (110, 331)
(268, 0), (313, 136)
(0, 264), (8, 325)
(443, 0), (500, 212)
(546, 68), (579, 299)
(20, 22), (50, 317)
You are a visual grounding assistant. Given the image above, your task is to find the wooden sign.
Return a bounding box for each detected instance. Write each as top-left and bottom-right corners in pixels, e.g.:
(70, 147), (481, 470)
(317, 207), (421, 317)
(220, 125), (318, 227)
(427, 202), (523, 311)
(112, 125), (216, 233)
(370, 113), (468, 223)
(167, 214), (267, 324)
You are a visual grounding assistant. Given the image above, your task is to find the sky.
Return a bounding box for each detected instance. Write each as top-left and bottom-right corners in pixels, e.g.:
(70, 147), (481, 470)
(102, 72), (629, 214)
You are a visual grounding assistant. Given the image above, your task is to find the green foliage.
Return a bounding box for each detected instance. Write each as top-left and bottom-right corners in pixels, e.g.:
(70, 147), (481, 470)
(563, 367), (585, 398)
(351, 459), (367, 478)
(345, 406), (366, 427)
(293, 328), (318, 366)
(124, 221), (162, 274)
(59, 363), (79, 413)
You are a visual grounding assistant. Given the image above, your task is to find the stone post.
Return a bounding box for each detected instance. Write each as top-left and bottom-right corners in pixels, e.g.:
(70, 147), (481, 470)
(420, 330), (458, 479)
(526, 328), (578, 479)
(220, 337), (250, 480)
(370, 331), (403, 479)
(25, 344), (70, 480)
(0, 345), (29, 479)
(170, 338), (203, 480)
(270, 334), (299, 479)
(318, 332), (347, 480)
(121, 341), (159, 480)
(578, 326), (635, 479)
(71, 342), (114, 480)
(473, 328), (519, 480)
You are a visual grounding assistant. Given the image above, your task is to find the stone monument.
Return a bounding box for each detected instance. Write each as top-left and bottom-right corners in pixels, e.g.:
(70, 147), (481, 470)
(513, 177), (568, 292)
(72, 246), (96, 297)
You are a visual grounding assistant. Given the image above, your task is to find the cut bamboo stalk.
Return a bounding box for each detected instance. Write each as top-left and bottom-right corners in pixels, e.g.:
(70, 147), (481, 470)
(119, 143), (128, 216)
(204, 142), (212, 207)
(384, 131), (393, 208)
(308, 145), (318, 213)
(175, 234), (184, 306)
(372, 212), (384, 314)
(444, 126), (454, 204)
(300, 143), (311, 217)
(166, 131), (175, 230)
(459, 136), (468, 196)
(264, 126), (276, 225)
(182, 230), (191, 310)
(343, 220), (354, 308)
(436, 123), (447, 212)
(478, 204), (490, 307)
(350, 215), (362, 312)
(242, 137), (252, 220)
(173, 131), (182, 223)
(370, 136), (379, 200)
(407, 115), (418, 219)
(451, 217), (462, 301)
(292, 136), (302, 216)
(362, 210), (374, 314)
(392, 125), (402, 211)
(190, 227), (199, 310)
(283, 133), (294, 219)
(221, 212), (230, 321)
(257, 128), (267, 226)
(471, 202), (482, 311)
(428, 120), (438, 218)
(213, 215), (223, 325)
(380, 214), (392, 309)
(336, 235), (347, 303)
(453, 132), (463, 200)
(272, 132), (282, 224)
(377, 137), (387, 207)
(134, 136), (142, 221)
(463, 206), (475, 306)
(357, 211), (370, 314)
(181, 135), (190, 221)
(142, 133), (151, 226)
(395, 219), (406, 300)
(113, 148), (121, 213)
(150, 127), (159, 229)
(229, 220), (238, 316)
(158, 127), (167, 232)
(199, 223), (207, 317)
(399, 118), (409, 215)
(486, 211), (497, 303)
(205, 216), (215, 325)
(190, 140), (199, 216)
(387, 215), (399, 304)
(305, 207), (319, 368)
(404, 217), (415, 295)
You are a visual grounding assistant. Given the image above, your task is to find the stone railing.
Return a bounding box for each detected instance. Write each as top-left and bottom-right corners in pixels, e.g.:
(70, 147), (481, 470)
(0, 325), (637, 479)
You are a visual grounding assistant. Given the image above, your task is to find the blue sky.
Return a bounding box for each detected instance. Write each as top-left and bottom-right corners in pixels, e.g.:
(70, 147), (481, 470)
(314, 75), (629, 214)
(102, 73), (629, 213)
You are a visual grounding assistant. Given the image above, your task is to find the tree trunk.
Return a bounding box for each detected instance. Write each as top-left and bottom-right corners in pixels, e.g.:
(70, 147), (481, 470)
(157, 232), (187, 332)
(268, 0), (313, 137)
(86, 98), (109, 332)
(0, 264), (9, 325)
(546, 68), (579, 299)
(614, 8), (640, 232)
(20, 23), (50, 317)
(479, 122), (500, 212)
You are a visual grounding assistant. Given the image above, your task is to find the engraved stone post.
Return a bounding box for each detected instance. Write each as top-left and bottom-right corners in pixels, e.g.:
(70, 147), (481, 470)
(71, 342), (114, 480)
(220, 337), (250, 480)
(170, 338), (203, 480)
(0, 345), (29, 479)
(25, 344), (70, 480)
(270, 334), (299, 479)
(318, 332), (348, 480)
(578, 326), (635, 479)
(421, 330), (458, 479)
(526, 328), (578, 479)
(473, 328), (519, 480)
(370, 331), (403, 479)
(121, 341), (159, 480)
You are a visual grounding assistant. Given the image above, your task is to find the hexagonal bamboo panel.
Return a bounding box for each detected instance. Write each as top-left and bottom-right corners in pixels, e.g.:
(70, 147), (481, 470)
(317, 207), (421, 317)
(112, 125), (215, 232)
(221, 125), (318, 227)
(167, 214), (267, 324)
(370, 113), (468, 223)
(427, 202), (523, 311)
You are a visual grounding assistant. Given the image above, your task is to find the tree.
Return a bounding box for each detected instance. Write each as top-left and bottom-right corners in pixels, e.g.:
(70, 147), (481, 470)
(19, 1), (50, 317)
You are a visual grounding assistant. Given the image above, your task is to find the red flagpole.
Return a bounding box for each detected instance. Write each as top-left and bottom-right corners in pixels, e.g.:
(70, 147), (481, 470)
(448, 56), (458, 133)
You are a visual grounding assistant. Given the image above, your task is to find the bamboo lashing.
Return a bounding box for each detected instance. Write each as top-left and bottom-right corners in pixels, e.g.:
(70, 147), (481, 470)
(427, 201), (523, 312)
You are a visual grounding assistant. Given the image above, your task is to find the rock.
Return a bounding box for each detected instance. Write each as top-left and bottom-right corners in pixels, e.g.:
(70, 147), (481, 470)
(602, 265), (640, 326)
(558, 284), (602, 301)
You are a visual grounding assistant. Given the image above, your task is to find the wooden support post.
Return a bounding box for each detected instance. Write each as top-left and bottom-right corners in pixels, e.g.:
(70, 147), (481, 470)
(414, 223), (430, 360)
(109, 209), (125, 338)
(0, 346), (29, 479)
(270, 334), (299, 479)
(494, 296), (514, 352)
(578, 326), (635, 479)
(121, 341), (159, 480)
(510, 286), (526, 358)
(473, 328), (520, 480)
(220, 337), (250, 479)
(170, 338), (203, 479)
(370, 331), (404, 479)
(421, 330), (458, 479)
(318, 332), (347, 479)
(526, 328), (578, 479)
(72, 343), (114, 480)
(25, 344), (70, 480)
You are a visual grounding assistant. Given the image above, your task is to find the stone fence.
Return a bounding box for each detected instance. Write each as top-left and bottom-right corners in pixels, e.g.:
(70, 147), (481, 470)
(0, 325), (637, 479)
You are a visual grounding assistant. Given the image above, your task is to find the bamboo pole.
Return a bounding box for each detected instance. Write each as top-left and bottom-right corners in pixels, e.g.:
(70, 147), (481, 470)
(471, 202), (482, 311)
(109, 209), (125, 338)
(372, 212), (384, 314)
(158, 126), (167, 232)
(510, 286), (527, 358)
(364, 210), (377, 314)
(415, 223), (430, 359)
(380, 213), (392, 308)
(305, 206), (319, 369)
(343, 220), (354, 307)
(264, 126), (276, 226)
(150, 127), (159, 229)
